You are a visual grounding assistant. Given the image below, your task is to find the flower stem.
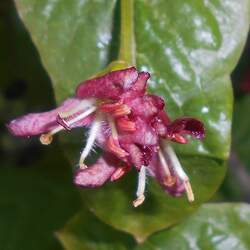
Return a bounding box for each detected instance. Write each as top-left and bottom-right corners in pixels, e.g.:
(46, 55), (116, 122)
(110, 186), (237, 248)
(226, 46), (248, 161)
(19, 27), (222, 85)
(94, 0), (135, 75)
(118, 0), (136, 66)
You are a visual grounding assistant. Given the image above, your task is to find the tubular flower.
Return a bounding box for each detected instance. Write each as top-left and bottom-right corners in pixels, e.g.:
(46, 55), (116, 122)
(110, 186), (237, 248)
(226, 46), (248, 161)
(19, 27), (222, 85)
(7, 67), (205, 207)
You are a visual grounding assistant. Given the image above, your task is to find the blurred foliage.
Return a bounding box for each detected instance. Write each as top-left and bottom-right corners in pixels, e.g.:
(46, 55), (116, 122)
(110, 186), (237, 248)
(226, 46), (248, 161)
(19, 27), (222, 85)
(0, 0), (250, 249)
(0, 1), (81, 249)
(136, 204), (250, 250)
(58, 203), (250, 250)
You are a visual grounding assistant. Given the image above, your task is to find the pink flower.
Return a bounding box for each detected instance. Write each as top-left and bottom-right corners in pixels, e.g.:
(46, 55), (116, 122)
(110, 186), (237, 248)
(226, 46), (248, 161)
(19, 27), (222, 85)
(7, 67), (205, 207)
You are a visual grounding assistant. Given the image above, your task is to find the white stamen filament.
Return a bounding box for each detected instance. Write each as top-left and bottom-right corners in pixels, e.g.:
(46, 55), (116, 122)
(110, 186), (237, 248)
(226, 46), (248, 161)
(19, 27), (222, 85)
(158, 149), (172, 177)
(163, 143), (194, 202)
(79, 115), (101, 168)
(133, 166), (146, 207)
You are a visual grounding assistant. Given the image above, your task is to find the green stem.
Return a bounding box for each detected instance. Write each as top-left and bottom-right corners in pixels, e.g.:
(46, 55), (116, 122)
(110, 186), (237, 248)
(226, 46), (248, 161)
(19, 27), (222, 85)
(118, 0), (135, 66)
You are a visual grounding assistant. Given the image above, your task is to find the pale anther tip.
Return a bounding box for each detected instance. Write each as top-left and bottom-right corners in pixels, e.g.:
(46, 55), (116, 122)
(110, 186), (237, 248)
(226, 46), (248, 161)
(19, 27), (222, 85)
(79, 163), (88, 169)
(133, 195), (145, 208)
(184, 180), (194, 203)
(40, 134), (53, 145)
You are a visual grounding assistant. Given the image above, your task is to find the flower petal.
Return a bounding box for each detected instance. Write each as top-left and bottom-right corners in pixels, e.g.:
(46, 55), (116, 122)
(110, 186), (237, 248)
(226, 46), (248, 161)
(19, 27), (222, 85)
(74, 153), (118, 188)
(167, 117), (205, 140)
(126, 94), (164, 120)
(76, 67), (138, 99)
(7, 98), (90, 136)
(133, 117), (159, 145)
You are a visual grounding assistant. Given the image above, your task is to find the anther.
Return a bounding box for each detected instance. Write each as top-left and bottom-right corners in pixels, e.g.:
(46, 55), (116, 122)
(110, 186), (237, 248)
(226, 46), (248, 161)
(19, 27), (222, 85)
(117, 118), (136, 132)
(183, 179), (194, 202)
(112, 104), (131, 117)
(107, 136), (129, 158)
(40, 133), (53, 145)
(100, 102), (131, 117)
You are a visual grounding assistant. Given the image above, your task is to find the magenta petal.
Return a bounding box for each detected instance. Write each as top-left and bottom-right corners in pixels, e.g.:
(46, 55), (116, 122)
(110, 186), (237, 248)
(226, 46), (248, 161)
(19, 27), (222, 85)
(167, 117), (205, 139)
(130, 71), (150, 94)
(127, 94), (164, 120)
(74, 154), (118, 188)
(76, 67), (138, 99)
(133, 117), (158, 145)
(7, 98), (82, 137)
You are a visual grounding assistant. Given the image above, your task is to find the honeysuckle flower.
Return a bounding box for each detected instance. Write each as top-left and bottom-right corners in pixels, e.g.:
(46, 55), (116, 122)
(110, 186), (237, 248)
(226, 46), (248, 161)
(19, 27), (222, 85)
(7, 67), (205, 207)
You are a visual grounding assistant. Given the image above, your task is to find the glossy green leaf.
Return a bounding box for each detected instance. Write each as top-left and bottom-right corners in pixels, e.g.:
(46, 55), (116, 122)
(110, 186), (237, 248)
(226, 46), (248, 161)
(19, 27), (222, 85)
(0, 150), (81, 250)
(81, 157), (225, 240)
(15, 0), (250, 238)
(57, 206), (136, 250)
(233, 96), (250, 168)
(0, 2), (81, 248)
(58, 203), (250, 250)
(136, 203), (250, 250)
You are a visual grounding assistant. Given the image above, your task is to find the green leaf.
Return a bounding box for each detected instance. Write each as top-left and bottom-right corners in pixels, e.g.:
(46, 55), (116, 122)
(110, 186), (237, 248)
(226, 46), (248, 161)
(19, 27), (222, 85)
(57, 206), (136, 250)
(233, 95), (250, 168)
(81, 157), (225, 240)
(0, 150), (81, 250)
(136, 203), (250, 250)
(15, 0), (250, 239)
(0, 2), (81, 248)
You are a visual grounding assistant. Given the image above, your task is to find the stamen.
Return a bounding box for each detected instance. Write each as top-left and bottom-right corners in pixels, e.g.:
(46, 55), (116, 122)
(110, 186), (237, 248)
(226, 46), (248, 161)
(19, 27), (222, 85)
(163, 142), (194, 202)
(100, 102), (131, 117)
(106, 116), (128, 158)
(39, 106), (96, 145)
(107, 136), (129, 158)
(79, 115), (102, 169)
(40, 133), (53, 145)
(158, 149), (176, 187)
(172, 134), (187, 144)
(112, 104), (131, 117)
(133, 166), (146, 207)
(117, 118), (136, 132)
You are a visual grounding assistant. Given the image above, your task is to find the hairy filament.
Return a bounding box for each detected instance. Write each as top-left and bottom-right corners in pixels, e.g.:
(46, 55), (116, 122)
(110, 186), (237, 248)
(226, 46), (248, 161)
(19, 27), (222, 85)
(79, 115), (102, 168)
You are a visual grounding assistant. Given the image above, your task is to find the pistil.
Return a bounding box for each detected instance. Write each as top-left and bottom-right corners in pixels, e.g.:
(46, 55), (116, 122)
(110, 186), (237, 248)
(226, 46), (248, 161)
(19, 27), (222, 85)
(40, 106), (96, 145)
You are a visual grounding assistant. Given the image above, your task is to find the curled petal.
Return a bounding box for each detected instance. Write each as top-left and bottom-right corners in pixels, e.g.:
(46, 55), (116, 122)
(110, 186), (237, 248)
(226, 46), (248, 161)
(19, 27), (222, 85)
(122, 72), (150, 100)
(74, 153), (118, 188)
(76, 67), (138, 99)
(133, 117), (158, 145)
(6, 98), (88, 137)
(126, 94), (164, 120)
(131, 72), (150, 93)
(167, 117), (205, 140)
